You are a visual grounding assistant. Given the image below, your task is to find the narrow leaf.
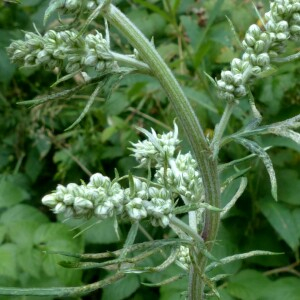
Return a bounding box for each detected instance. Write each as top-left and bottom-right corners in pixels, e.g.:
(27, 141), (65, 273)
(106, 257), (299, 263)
(206, 250), (280, 272)
(221, 177), (247, 218)
(236, 138), (277, 200)
(65, 81), (103, 131)
(142, 273), (186, 287)
(0, 272), (125, 297)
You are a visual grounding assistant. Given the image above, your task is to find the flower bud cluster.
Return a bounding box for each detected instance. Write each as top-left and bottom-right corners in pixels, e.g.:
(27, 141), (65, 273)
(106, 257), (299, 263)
(42, 126), (204, 228)
(42, 173), (125, 219)
(7, 29), (116, 74)
(177, 245), (191, 269)
(155, 153), (203, 203)
(42, 174), (174, 227)
(216, 0), (300, 102)
(47, 0), (104, 16)
(130, 123), (180, 167)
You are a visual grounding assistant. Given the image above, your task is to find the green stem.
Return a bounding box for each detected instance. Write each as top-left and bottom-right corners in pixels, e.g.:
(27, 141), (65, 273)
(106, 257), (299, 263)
(102, 4), (220, 299)
(110, 51), (152, 74)
(211, 101), (236, 158)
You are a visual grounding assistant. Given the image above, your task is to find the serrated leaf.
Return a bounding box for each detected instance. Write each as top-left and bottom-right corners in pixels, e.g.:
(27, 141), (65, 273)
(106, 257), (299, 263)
(259, 197), (299, 251)
(236, 138), (277, 200)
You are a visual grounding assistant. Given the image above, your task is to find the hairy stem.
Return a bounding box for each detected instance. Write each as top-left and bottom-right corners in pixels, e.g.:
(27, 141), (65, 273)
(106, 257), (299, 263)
(102, 4), (220, 299)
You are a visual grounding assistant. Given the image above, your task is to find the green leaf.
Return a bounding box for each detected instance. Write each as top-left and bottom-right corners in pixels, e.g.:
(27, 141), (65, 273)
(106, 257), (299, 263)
(0, 225), (6, 245)
(277, 170), (300, 205)
(0, 244), (18, 280)
(182, 87), (217, 113)
(102, 274), (140, 300)
(260, 277), (300, 300)
(259, 197), (299, 251)
(0, 178), (29, 208)
(236, 138), (277, 200)
(0, 204), (48, 226)
(17, 248), (43, 279)
(227, 269), (271, 300)
(33, 223), (83, 285)
(0, 49), (15, 83)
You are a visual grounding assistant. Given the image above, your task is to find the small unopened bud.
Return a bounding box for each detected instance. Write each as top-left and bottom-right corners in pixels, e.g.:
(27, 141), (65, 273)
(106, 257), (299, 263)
(42, 194), (57, 207)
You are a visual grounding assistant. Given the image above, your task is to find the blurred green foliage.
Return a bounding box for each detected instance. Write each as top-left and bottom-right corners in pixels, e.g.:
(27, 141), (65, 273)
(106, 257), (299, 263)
(0, 0), (299, 299)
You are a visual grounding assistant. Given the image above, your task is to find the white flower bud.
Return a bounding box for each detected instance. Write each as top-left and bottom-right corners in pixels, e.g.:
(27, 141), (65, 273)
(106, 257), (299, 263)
(252, 66), (262, 75)
(94, 201), (114, 218)
(63, 194), (74, 205)
(276, 32), (288, 41)
(276, 20), (289, 32)
(126, 198), (147, 221)
(42, 194), (58, 207)
(88, 173), (110, 189)
(256, 53), (270, 67)
(217, 80), (226, 90)
(74, 197), (93, 209)
(53, 202), (66, 214)
(84, 54), (98, 66)
(244, 34), (256, 47)
(234, 85), (247, 98)
(233, 74), (243, 86)
(254, 40), (265, 53)
(221, 70), (234, 84)
(248, 24), (261, 39)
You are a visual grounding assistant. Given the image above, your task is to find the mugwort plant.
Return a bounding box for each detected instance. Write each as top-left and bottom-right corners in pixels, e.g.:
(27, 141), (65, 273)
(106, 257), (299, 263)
(2, 0), (300, 299)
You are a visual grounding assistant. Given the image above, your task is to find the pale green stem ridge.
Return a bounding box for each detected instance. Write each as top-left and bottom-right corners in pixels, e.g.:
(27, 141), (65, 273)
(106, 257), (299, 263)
(102, 4), (220, 299)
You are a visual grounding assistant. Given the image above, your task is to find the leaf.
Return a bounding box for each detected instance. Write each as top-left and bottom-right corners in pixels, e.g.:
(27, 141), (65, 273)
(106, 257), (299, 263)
(236, 138), (277, 200)
(33, 223), (83, 285)
(0, 244), (18, 280)
(0, 49), (15, 83)
(0, 204), (48, 226)
(17, 248), (43, 279)
(259, 196), (299, 251)
(221, 177), (247, 218)
(277, 170), (300, 205)
(260, 277), (300, 300)
(182, 87), (217, 113)
(0, 178), (29, 208)
(227, 269), (272, 300)
(102, 274), (140, 300)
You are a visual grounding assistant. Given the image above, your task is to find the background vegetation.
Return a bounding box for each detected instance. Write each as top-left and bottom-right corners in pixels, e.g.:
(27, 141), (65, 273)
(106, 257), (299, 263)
(0, 0), (299, 299)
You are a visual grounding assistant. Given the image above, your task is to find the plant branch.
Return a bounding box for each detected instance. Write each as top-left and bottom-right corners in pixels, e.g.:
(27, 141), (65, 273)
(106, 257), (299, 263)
(102, 4), (221, 299)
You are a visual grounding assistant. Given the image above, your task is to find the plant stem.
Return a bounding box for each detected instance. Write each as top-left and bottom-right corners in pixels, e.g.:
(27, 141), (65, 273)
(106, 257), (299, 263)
(103, 4), (220, 299)
(110, 51), (152, 74)
(211, 101), (236, 158)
